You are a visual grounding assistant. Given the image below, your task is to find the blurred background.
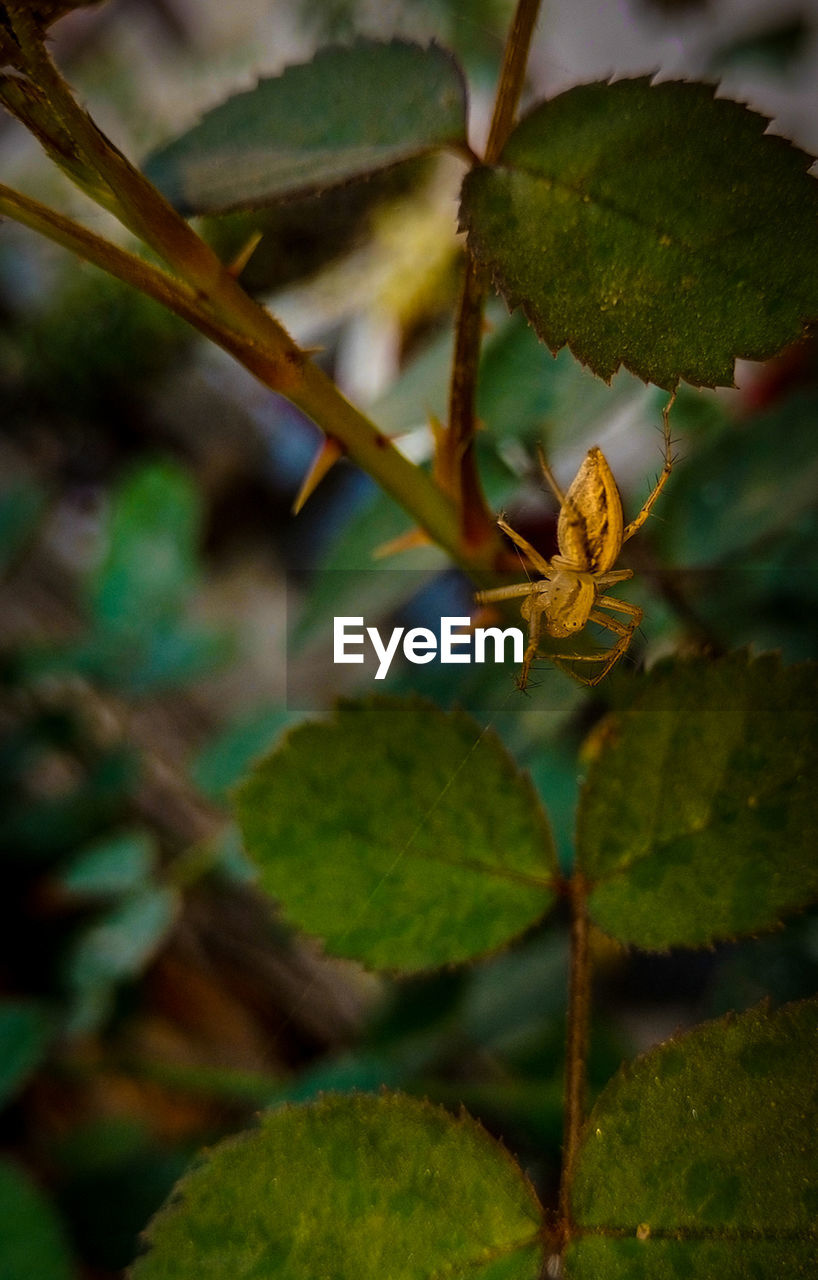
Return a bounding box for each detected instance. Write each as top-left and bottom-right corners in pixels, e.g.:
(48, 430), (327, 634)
(2, 1), (818, 1275)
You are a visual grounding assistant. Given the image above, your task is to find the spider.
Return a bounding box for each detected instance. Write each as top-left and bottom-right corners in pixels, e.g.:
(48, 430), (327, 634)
(475, 395), (675, 689)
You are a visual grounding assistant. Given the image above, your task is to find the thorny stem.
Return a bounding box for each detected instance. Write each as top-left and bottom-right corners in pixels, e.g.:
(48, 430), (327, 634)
(0, 8), (517, 573)
(5, 1), (330, 365)
(3, 5), (313, 370)
(558, 873), (592, 1243)
(5, 1), (220, 286)
(0, 182), (489, 570)
(446, 0), (543, 547)
(0, 182), (228, 341)
(1, 0), (545, 573)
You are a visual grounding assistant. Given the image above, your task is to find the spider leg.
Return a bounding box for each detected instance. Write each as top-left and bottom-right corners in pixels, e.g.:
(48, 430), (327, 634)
(518, 599), (544, 691)
(497, 518), (554, 577)
(536, 445), (566, 506)
(475, 581), (542, 605)
(594, 568), (633, 587)
(585, 602), (641, 684)
(547, 600), (643, 687)
(595, 595), (643, 619)
(621, 390), (676, 544)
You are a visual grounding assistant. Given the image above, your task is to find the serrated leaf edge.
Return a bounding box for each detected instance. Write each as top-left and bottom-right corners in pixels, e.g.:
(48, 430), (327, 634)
(129, 1090), (546, 1278)
(145, 39), (468, 214)
(569, 995), (818, 1241)
(460, 78), (818, 389)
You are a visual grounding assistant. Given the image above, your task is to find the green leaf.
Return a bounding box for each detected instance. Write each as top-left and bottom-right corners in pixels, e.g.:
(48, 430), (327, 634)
(566, 997), (818, 1278)
(90, 463), (200, 632)
(0, 1158), (74, 1280)
(0, 1001), (52, 1108)
(145, 41), (467, 214)
(189, 708), (295, 803)
(129, 1093), (544, 1280)
(65, 887), (179, 1033)
(460, 78), (818, 389)
(656, 389), (818, 567)
(576, 653), (818, 949)
(235, 697), (557, 971)
(58, 829), (157, 898)
(68, 888), (178, 988)
(82, 462), (224, 693)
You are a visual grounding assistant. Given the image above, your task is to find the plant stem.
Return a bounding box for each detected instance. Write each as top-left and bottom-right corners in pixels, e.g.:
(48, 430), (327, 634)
(0, 182), (496, 571)
(446, 0), (542, 545)
(22, 73), (290, 364)
(484, 0), (543, 166)
(289, 362), (479, 568)
(1, 6), (515, 572)
(4, 3), (321, 360)
(445, 257), (493, 544)
(559, 872), (592, 1239)
(0, 182), (297, 385)
(4, 1), (221, 288)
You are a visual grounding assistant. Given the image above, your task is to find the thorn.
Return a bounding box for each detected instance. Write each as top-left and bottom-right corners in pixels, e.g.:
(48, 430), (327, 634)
(227, 230), (263, 277)
(372, 527), (432, 559)
(428, 413), (447, 464)
(291, 436), (343, 514)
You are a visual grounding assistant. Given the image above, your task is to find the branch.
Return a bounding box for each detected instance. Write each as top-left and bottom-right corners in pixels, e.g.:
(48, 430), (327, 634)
(558, 872), (592, 1243)
(0, 182), (494, 569)
(4, 1), (222, 287)
(484, 0), (543, 166)
(1, 6), (512, 571)
(445, 0), (543, 546)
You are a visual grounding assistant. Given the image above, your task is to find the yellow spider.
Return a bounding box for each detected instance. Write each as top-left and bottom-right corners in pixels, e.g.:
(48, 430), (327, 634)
(476, 396), (675, 689)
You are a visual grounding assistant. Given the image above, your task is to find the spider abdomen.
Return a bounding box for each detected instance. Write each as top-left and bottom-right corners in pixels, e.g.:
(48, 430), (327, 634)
(557, 447), (624, 573)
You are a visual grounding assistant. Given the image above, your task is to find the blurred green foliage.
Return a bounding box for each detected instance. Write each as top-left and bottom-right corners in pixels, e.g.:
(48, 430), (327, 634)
(0, 459), (226, 1272)
(0, 1159), (75, 1280)
(1, 0), (818, 1274)
(1, 270), (188, 427)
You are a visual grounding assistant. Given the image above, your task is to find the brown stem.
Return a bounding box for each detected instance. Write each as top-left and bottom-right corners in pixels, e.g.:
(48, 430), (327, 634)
(559, 872), (592, 1240)
(484, 0), (542, 166)
(446, 0), (543, 552)
(0, 181), (501, 572)
(445, 257), (494, 547)
(4, 1), (311, 363)
(0, 182), (298, 388)
(0, 3), (515, 575)
(4, 3), (220, 285)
